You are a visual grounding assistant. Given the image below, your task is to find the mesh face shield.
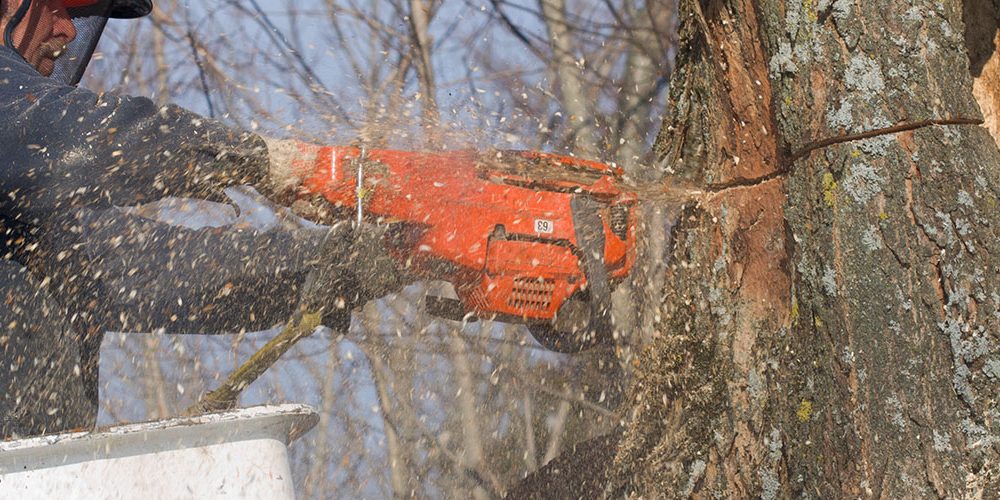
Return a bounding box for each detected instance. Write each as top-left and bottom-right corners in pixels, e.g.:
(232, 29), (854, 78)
(9, 0), (152, 85)
(50, 2), (112, 85)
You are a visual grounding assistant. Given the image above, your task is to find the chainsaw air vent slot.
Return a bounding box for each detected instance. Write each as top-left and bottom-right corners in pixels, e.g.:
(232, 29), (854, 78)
(509, 277), (555, 311)
(610, 204), (629, 240)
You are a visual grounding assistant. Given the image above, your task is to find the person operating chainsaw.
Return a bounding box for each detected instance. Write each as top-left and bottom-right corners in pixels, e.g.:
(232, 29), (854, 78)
(0, 0), (399, 438)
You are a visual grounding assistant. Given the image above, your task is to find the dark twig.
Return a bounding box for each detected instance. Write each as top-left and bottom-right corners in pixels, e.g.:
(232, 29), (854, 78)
(790, 117), (983, 162)
(185, 29), (215, 118)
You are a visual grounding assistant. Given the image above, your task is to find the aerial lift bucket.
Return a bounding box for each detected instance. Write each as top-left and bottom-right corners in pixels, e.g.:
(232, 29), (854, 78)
(0, 404), (318, 499)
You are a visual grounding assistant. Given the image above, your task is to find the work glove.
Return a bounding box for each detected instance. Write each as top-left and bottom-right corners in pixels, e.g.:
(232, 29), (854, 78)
(300, 221), (404, 330)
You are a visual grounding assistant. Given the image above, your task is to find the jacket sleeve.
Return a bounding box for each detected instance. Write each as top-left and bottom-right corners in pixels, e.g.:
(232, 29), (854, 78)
(0, 60), (268, 226)
(0, 50), (305, 334)
(69, 207), (322, 334)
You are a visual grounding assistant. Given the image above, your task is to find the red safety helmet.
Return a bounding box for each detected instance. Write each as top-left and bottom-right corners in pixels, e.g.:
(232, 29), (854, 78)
(3, 0), (152, 84)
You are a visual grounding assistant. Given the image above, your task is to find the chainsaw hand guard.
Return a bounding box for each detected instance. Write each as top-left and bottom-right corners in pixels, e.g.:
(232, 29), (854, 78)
(523, 196), (614, 352)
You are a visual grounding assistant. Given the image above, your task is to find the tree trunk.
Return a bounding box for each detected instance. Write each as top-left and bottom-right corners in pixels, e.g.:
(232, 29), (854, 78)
(408, 0), (441, 135)
(512, 0), (1000, 497)
(540, 0), (601, 157)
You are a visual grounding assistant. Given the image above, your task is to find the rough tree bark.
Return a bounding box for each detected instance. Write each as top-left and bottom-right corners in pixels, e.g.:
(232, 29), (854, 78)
(511, 0), (999, 498)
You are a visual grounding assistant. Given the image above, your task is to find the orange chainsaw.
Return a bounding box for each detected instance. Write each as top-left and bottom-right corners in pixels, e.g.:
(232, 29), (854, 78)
(299, 148), (638, 351)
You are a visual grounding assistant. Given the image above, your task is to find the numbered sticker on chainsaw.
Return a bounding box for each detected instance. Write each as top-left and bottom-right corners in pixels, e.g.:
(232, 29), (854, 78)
(534, 219), (554, 234)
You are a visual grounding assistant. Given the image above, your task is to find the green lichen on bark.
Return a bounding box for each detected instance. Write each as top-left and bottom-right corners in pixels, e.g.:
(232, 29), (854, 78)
(775, 0), (998, 497)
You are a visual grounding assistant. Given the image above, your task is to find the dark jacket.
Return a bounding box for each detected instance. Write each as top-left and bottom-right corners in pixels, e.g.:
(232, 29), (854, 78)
(0, 44), (321, 437)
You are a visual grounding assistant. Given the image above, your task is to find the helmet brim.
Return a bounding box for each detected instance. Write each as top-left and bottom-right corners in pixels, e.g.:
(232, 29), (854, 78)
(65, 0), (151, 18)
(108, 0), (152, 19)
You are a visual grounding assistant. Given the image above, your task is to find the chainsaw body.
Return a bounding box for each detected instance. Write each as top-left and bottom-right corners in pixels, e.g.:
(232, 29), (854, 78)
(302, 148), (638, 348)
